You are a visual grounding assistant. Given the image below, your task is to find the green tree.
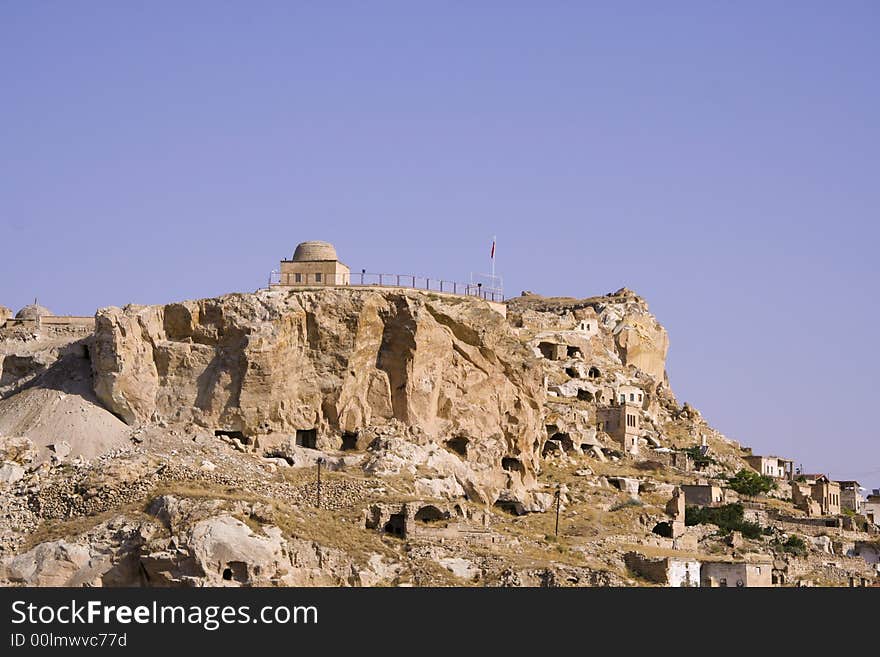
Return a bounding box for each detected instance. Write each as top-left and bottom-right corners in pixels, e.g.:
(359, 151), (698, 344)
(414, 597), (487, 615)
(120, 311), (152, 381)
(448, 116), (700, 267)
(685, 503), (764, 538)
(777, 535), (807, 556)
(726, 469), (777, 497)
(682, 446), (716, 470)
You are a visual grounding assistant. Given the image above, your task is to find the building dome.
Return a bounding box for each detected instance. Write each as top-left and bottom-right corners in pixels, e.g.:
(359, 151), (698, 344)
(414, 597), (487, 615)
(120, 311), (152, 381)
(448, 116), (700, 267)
(292, 241), (338, 262)
(15, 304), (53, 320)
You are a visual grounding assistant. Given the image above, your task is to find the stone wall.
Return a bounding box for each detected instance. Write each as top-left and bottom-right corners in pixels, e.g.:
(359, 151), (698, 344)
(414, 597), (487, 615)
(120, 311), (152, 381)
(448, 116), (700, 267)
(278, 260), (350, 286)
(700, 561), (772, 587)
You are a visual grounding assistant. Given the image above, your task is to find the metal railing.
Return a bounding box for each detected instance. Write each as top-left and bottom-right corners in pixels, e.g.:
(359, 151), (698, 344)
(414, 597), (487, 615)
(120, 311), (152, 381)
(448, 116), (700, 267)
(268, 270), (504, 302)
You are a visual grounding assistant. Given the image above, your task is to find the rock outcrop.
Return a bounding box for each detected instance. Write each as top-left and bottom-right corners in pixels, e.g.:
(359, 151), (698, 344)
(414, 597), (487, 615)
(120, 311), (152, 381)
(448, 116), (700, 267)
(92, 288), (545, 500)
(508, 288), (669, 383)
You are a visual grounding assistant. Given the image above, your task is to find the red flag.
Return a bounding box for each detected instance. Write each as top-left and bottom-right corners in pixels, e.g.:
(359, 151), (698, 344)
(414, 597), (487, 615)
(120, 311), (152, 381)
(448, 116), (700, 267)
(490, 240), (495, 259)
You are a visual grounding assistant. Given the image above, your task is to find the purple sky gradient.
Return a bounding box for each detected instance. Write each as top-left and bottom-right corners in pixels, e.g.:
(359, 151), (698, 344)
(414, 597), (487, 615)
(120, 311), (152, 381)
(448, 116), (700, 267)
(1, 3), (877, 486)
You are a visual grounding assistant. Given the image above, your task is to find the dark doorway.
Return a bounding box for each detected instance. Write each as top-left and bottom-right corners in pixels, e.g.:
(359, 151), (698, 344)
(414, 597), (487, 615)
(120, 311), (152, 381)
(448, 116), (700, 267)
(414, 506), (446, 523)
(652, 522), (674, 538)
(494, 500), (526, 516)
(221, 561), (247, 583)
(215, 429), (248, 443)
(538, 342), (556, 359)
(542, 441), (561, 457)
(341, 432), (358, 451)
(502, 457), (524, 473)
(548, 432), (573, 451)
(383, 513), (406, 537)
(296, 429), (317, 449)
(588, 367), (601, 379)
(445, 437), (469, 457)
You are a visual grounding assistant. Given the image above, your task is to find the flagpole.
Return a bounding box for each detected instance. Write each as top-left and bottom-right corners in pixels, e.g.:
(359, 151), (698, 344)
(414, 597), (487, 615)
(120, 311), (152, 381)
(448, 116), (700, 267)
(491, 235), (496, 281)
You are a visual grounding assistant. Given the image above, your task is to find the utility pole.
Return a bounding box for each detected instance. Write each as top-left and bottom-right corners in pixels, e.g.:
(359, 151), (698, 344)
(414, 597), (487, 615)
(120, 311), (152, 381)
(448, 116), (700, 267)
(316, 458), (323, 509)
(555, 484), (561, 537)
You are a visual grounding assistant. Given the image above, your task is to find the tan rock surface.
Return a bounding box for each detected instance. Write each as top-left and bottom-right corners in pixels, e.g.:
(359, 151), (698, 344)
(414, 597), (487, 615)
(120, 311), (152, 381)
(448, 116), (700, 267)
(92, 288), (545, 500)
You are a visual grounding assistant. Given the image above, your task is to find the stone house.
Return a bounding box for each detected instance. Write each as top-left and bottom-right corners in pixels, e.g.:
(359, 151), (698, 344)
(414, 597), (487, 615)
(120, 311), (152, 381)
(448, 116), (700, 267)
(838, 481), (865, 515)
(363, 502), (460, 538)
(793, 475), (841, 516)
(744, 454), (794, 480)
(850, 542), (880, 577)
(865, 489), (880, 526)
(536, 341), (569, 361)
(276, 241), (351, 287)
(700, 559), (773, 587)
(615, 384), (644, 407)
(575, 319), (598, 335)
(624, 552), (701, 587)
(681, 483), (724, 507)
(596, 402), (640, 455)
(572, 307), (599, 337)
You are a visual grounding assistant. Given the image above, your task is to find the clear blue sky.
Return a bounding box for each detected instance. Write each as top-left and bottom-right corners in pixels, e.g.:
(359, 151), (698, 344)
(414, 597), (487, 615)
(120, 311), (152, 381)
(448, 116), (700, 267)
(1, 3), (877, 486)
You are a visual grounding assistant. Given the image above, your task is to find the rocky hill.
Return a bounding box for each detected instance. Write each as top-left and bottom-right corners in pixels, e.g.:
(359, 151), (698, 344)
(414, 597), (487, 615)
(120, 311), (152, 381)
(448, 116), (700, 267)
(0, 287), (876, 587)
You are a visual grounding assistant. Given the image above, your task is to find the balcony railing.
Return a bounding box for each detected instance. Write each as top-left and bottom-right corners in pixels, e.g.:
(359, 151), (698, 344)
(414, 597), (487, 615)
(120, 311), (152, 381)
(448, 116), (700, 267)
(268, 270), (504, 302)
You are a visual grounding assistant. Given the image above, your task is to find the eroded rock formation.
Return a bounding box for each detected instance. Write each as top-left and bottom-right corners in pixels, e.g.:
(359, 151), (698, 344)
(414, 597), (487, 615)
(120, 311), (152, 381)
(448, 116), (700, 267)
(91, 288), (545, 501)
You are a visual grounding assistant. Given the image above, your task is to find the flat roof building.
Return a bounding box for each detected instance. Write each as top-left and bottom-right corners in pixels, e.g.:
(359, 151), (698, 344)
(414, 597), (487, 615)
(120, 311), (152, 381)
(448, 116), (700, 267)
(745, 454), (794, 480)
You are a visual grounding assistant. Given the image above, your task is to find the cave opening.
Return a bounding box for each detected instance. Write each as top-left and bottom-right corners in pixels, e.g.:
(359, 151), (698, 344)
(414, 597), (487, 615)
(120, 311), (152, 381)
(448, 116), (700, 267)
(341, 432), (358, 451)
(414, 505), (446, 523)
(502, 457), (524, 473)
(445, 436), (469, 457)
(296, 428), (317, 449)
(383, 513), (406, 537)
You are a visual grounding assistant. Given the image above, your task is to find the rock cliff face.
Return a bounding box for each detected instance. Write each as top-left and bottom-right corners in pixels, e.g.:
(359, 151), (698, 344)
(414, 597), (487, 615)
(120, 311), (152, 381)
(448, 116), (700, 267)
(3, 285), (878, 589)
(92, 288), (545, 491)
(598, 291), (669, 382)
(508, 288), (670, 382)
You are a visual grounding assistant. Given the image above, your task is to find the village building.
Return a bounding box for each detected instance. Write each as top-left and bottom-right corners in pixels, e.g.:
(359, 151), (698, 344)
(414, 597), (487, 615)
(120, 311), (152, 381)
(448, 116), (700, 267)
(268, 240), (507, 316)
(626, 552), (774, 588)
(575, 318), (597, 335)
(624, 552), (701, 587)
(744, 454), (794, 480)
(864, 489), (880, 527)
(363, 501), (475, 541)
(850, 542), (880, 576)
(700, 559), (773, 587)
(652, 486), (686, 539)
(571, 308), (600, 337)
(792, 474), (841, 516)
(597, 402), (640, 455)
(615, 384), (644, 407)
(681, 483), (724, 507)
(275, 241), (351, 287)
(536, 341), (569, 361)
(837, 481), (865, 515)
(648, 448), (693, 471)
(0, 303), (94, 337)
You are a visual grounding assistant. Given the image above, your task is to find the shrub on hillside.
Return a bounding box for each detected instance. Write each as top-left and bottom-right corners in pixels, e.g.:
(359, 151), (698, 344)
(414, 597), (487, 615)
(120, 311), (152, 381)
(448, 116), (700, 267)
(726, 469), (777, 497)
(685, 503), (764, 539)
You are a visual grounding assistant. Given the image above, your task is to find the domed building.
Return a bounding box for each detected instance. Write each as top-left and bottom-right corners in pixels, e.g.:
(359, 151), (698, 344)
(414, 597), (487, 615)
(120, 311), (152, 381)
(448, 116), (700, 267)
(278, 241), (350, 287)
(15, 303), (53, 321)
(0, 300), (95, 336)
